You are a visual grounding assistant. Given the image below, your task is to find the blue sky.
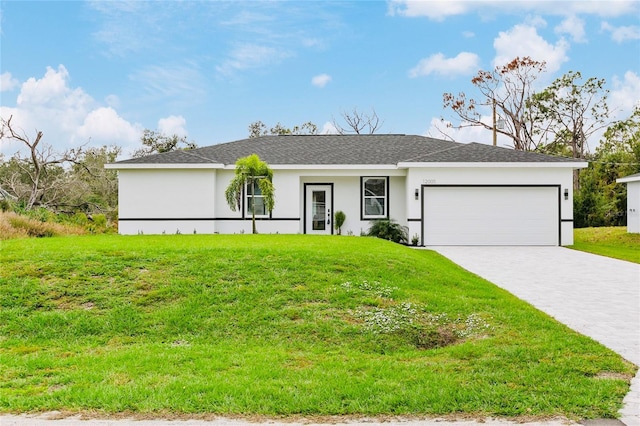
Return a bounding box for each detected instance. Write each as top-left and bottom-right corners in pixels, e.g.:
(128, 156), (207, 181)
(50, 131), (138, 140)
(1, 1), (639, 157)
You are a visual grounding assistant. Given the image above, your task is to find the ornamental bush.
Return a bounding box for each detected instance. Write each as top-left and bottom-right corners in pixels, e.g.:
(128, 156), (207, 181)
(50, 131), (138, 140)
(367, 219), (408, 244)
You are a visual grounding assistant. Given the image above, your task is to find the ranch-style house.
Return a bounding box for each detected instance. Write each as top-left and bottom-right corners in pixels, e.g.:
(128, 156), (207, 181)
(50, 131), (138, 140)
(106, 134), (587, 246)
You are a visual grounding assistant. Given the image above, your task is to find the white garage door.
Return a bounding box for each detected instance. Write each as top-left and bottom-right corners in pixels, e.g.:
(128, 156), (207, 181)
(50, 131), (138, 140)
(423, 186), (559, 246)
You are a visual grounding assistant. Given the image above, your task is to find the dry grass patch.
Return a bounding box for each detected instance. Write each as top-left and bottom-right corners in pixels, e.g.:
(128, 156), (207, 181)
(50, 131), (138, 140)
(0, 211), (85, 239)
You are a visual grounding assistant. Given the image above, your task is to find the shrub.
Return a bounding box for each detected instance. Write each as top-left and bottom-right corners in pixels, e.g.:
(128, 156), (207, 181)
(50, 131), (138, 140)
(367, 219), (408, 244)
(0, 199), (13, 212)
(334, 210), (346, 235)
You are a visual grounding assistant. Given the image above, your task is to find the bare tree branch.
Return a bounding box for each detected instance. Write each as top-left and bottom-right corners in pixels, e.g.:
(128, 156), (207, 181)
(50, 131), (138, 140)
(332, 107), (383, 135)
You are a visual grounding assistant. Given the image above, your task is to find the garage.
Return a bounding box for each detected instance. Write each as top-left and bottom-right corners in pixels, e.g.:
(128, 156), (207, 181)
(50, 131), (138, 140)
(422, 185), (560, 246)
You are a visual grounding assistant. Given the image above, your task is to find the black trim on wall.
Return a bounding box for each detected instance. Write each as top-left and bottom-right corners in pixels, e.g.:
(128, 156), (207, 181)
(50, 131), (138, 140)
(407, 218), (421, 222)
(119, 217), (300, 222)
(420, 184), (563, 246)
(303, 183), (334, 235)
(119, 218), (216, 221)
(360, 176), (390, 221)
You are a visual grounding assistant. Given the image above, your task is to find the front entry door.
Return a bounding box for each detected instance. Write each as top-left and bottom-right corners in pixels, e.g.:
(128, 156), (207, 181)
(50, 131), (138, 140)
(305, 185), (332, 235)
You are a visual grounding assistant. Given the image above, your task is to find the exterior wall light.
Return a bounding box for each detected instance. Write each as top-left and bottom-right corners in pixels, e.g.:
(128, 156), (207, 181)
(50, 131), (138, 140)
(564, 188), (569, 200)
(415, 188), (419, 200)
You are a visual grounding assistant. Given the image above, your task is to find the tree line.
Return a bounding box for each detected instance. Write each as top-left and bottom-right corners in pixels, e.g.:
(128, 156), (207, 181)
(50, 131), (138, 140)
(1, 58), (638, 229)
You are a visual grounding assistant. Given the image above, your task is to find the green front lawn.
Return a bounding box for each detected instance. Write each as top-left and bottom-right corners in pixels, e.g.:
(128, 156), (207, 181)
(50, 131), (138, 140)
(572, 227), (640, 263)
(0, 235), (635, 419)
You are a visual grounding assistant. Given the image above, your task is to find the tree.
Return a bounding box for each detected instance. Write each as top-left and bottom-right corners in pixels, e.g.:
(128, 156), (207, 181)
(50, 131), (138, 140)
(132, 129), (197, 158)
(574, 107), (640, 227)
(0, 115), (84, 210)
(529, 71), (611, 190)
(63, 146), (121, 215)
(332, 107), (383, 134)
(443, 57), (547, 151)
(225, 154), (275, 234)
(248, 121), (318, 138)
(529, 71), (610, 161)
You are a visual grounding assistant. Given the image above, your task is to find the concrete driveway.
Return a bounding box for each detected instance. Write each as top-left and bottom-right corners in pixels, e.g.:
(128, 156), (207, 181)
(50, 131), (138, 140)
(429, 246), (640, 425)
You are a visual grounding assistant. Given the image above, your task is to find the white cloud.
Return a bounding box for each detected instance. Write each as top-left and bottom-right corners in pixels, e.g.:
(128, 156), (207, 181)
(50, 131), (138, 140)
(0, 72), (19, 92)
(462, 31), (475, 38)
(321, 121), (339, 135)
(158, 115), (188, 137)
(493, 24), (569, 74)
(555, 15), (587, 43)
(130, 63), (207, 105)
(388, 0), (468, 21)
(424, 117), (512, 147)
(389, 0), (639, 19)
(77, 107), (142, 145)
(216, 43), (291, 77)
(409, 52), (480, 78)
(0, 65), (143, 155)
(601, 21), (640, 43)
(609, 71), (640, 118)
(105, 94), (120, 108)
(311, 74), (332, 88)
(524, 15), (547, 29)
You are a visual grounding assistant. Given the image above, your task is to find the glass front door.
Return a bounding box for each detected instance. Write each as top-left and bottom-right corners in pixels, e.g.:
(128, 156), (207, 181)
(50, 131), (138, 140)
(305, 185), (332, 235)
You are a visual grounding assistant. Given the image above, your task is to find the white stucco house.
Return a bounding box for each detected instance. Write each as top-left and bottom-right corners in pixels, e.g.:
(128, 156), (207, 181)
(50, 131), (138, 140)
(106, 134), (587, 246)
(617, 172), (640, 233)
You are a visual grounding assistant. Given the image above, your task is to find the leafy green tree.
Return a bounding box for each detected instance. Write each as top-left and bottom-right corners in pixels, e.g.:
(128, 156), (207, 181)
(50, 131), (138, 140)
(574, 107), (640, 227)
(132, 129), (197, 158)
(64, 146), (121, 216)
(248, 121), (318, 138)
(225, 154), (275, 234)
(529, 71), (610, 161)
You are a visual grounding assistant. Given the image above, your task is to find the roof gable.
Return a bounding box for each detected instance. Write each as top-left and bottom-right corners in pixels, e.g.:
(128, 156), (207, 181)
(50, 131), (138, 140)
(617, 172), (640, 183)
(113, 134), (584, 166)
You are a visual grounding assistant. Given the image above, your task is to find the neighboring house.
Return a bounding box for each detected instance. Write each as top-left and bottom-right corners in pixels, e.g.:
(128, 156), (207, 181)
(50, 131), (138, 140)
(105, 134), (586, 246)
(617, 172), (640, 233)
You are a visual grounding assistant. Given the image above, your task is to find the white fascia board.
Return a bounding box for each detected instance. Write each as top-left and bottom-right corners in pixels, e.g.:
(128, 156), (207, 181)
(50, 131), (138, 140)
(397, 162), (588, 169)
(617, 175), (640, 183)
(104, 163), (224, 170)
(223, 164), (399, 170)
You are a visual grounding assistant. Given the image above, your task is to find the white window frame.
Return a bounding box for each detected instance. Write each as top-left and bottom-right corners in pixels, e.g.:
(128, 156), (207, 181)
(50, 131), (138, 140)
(361, 176), (388, 219)
(245, 178), (269, 218)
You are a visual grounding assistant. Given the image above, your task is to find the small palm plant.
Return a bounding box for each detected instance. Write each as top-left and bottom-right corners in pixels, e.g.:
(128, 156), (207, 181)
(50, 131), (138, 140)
(225, 154), (275, 234)
(334, 210), (346, 235)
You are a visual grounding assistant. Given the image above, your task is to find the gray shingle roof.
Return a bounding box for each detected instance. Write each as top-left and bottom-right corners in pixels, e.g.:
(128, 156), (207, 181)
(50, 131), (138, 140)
(114, 134), (583, 166)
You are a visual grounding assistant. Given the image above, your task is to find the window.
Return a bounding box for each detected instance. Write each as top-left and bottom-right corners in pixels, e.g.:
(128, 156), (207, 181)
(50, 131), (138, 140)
(246, 179), (268, 216)
(362, 177), (388, 219)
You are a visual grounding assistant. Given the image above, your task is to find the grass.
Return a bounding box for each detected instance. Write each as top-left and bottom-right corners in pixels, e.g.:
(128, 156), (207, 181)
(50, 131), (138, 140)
(572, 227), (640, 263)
(0, 234), (635, 419)
(0, 211), (86, 239)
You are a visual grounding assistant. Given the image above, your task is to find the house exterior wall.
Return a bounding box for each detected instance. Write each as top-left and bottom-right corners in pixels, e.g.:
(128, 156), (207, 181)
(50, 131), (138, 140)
(405, 166), (575, 246)
(115, 164), (576, 245)
(626, 181), (640, 233)
(299, 174), (406, 236)
(117, 167), (407, 236)
(118, 169), (216, 235)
